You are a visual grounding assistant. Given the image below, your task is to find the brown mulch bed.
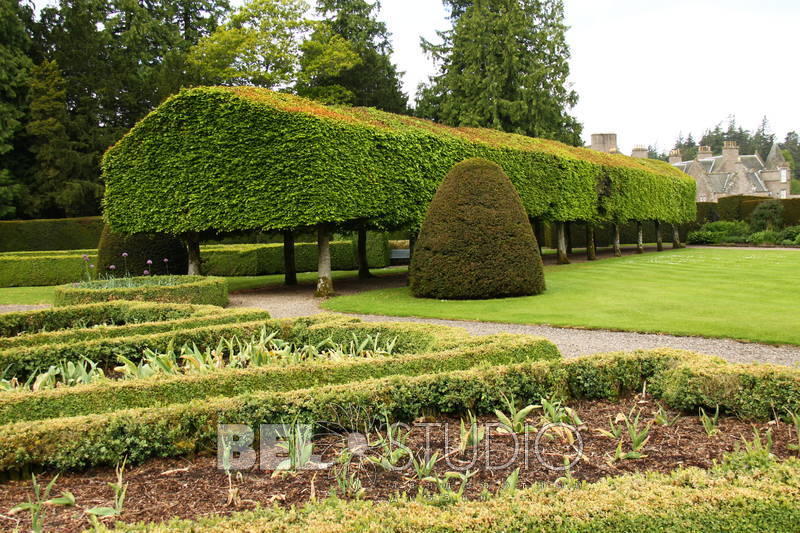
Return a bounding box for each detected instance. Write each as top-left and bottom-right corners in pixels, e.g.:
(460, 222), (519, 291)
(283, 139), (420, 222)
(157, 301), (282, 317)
(1, 396), (797, 532)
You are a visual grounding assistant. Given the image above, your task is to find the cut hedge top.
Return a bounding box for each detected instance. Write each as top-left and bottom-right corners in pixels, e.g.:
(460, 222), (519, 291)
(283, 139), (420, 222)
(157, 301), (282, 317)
(102, 87), (696, 235)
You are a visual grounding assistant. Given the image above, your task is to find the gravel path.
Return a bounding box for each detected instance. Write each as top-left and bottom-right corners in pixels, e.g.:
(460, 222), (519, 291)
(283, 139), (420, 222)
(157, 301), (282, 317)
(229, 273), (800, 367)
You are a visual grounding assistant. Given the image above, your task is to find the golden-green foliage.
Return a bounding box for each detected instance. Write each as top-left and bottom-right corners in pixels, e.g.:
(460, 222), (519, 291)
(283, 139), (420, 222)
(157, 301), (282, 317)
(53, 276), (228, 307)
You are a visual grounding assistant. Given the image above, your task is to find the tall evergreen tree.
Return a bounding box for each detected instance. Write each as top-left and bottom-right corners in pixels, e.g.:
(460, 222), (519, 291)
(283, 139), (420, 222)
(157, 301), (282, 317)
(416, 0), (581, 145)
(24, 60), (100, 217)
(0, 0), (33, 218)
(300, 0), (407, 112)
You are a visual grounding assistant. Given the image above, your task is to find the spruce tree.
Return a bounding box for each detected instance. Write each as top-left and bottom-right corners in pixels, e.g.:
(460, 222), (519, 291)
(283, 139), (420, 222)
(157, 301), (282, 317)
(302, 0), (408, 113)
(417, 0), (581, 145)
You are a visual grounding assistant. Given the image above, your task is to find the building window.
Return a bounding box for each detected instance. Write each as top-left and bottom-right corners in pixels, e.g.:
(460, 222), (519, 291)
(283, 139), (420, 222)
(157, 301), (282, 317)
(699, 195), (707, 202)
(781, 190), (788, 199)
(781, 169), (788, 183)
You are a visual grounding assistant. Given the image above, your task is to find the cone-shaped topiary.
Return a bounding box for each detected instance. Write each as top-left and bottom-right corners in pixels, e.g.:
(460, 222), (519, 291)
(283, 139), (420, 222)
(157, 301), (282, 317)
(410, 158), (545, 299)
(97, 225), (188, 277)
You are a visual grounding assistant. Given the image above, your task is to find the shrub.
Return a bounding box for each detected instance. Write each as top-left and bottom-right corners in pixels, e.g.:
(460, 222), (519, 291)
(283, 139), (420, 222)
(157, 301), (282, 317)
(747, 231), (782, 245)
(0, 251), (97, 287)
(0, 333), (559, 424)
(750, 200), (785, 232)
(53, 275), (228, 307)
(2, 348), (797, 473)
(0, 217), (103, 252)
(701, 220), (750, 235)
(101, 87), (695, 241)
(686, 231), (719, 245)
(97, 224), (188, 276)
(779, 225), (800, 243)
(410, 158), (545, 299)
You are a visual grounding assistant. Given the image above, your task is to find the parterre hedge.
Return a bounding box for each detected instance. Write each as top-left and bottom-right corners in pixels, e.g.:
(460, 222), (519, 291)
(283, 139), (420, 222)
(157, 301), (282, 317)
(0, 333), (559, 424)
(0, 216), (103, 252)
(53, 275), (228, 307)
(1, 347), (798, 473)
(0, 250), (97, 287)
(102, 87), (696, 238)
(108, 462), (800, 533)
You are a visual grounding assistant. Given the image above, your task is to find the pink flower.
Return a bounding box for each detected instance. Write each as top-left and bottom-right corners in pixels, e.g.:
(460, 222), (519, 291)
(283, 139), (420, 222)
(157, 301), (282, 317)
(163, 258), (169, 263)
(109, 265), (116, 270)
(146, 259), (153, 265)
(143, 270), (150, 275)
(121, 252), (128, 258)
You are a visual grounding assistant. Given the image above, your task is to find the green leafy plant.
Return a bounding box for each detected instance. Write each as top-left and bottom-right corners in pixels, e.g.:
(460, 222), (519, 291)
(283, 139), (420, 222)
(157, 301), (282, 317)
(422, 470), (476, 501)
(555, 456), (579, 488)
(219, 435), (241, 506)
(458, 410), (486, 452)
(598, 413), (626, 440)
(608, 440), (645, 463)
(700, 406), (720, 437)
(276, 421), (314, 472)
(720, 428), (775, 472)
(9, 474), (75, 533)
(366, 415), (410, 471)
(500, 467), (520, 495)
(787, 410), (800, 452)
(653, 404), (681, 427)
(410, 451), (439, 479)
(625, 408), (651, 453)
(333, 449), (365, 500)
(539, 396), (582, 426)
(495, 393), (538, 434)
(87, 459), (128, 518)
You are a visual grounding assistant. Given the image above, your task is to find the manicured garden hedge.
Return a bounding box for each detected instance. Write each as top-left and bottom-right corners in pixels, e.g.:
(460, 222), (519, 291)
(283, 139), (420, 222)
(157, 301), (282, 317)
(0, 333), (559, 424)
(696, 196), (800, 227)
(102, 87), (696, 239)
(2, 347), (797, 473)
(0, 250), (97, 287)
(202, 238), (389, 277)
(0, 216), (103, 252)
(109, 462), (800, 533)
(53, 275), (228, 307)
(0, 307), (269, 379)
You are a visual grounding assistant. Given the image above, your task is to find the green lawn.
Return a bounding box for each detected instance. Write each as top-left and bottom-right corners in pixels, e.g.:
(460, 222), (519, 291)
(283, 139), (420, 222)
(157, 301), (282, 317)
(323, 248), (800, 346)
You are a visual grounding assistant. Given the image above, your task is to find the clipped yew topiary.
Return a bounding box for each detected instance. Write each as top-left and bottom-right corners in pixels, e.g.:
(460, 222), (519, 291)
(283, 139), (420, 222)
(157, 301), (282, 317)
(97, 225), (188, 276)
(410, 158), (545, 299)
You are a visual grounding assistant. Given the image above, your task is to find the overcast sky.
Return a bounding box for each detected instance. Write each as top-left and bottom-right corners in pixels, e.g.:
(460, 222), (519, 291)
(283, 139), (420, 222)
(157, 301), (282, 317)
(380, 0), (800, 154)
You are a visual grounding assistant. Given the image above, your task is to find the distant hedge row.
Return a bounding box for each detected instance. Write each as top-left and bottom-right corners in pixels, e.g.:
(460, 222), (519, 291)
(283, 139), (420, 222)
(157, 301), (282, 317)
(202, 235), (390, 276)
(2, 347), (797, 472)
(0, 250), (97, 287)
(696, 196), (800, 226)
(102, 87), (696, 238)
(53, 275), (229, 307)
(0, 217), (104, 252)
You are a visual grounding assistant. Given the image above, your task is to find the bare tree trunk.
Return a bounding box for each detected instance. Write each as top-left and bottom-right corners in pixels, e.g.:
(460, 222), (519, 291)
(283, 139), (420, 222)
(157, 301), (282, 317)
(565, 222), (573, 255)
(283, 230), (297, 286)
(531, 218), (543, 254)
(357, 227), (373, 279)
(409, 231), (418, 261)
(613, 223), (622, 257)
(556, 222), (570, 264)
(586, 223), (596, 261)
(315, 225), (334, 298)
(636, 222), (645, 254)
(655, 220), (663, 252)
(183, 232), (202, 275)
(672, 224), (682, 248)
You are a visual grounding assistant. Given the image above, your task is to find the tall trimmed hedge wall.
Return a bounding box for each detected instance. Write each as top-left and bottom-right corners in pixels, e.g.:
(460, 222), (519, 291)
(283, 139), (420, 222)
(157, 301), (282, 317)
(102, 87), (696, 236)
(695, 196), (800, 227)
(0, 217), (103, 252)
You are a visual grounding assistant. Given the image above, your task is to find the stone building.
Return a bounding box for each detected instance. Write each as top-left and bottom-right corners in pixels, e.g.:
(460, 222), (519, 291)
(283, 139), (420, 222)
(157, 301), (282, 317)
(665, 141), (791, 203)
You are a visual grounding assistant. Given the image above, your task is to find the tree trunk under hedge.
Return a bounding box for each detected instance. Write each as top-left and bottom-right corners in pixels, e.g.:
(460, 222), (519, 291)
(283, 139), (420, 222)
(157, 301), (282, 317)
(283, 230), (297, 286)
(556, 222), (570, 264)
(315, 225), (334, 298)
(566, 222), (573, 255)
(534, 218), (544, 254)
(613, 223), (622, 257)
(672, 224), (682, 249)
(586, 224), (596, 261)
(655, 220), (663, 252)
(636, 222), (645, 254)
(183, 233), (202, 275)
(357, 227), (373, 279)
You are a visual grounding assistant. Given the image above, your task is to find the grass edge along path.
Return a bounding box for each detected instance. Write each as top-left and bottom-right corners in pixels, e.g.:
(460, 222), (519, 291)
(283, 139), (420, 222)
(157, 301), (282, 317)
(323, 248), (800, 346)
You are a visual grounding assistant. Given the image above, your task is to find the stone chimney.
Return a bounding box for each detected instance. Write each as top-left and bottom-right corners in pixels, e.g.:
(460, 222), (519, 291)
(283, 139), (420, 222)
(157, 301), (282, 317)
(668, 149), (682, 164)
(697, 146), (713, 160)
(591, 133), (618, 154)
(722, 141), (740, 161)
(631, 145), (648, 159)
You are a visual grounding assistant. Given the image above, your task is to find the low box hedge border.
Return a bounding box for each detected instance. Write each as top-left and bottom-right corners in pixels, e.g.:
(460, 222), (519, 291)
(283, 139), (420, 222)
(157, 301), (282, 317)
(52, 275), (229, 307)
(1, 348), (798, 473)
(0, 318), (272, 380)
(0, 301), (223, 339)
(107, 461), (800, 533)
(0, 333), (559, 424)
(0, 217), (104, 252)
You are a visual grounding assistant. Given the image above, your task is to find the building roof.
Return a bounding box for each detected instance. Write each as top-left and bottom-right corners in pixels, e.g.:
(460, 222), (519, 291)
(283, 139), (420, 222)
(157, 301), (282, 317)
(740, 155), (765, 172)
(707, 172), (733, 193)
(766, 143), (788, 170)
